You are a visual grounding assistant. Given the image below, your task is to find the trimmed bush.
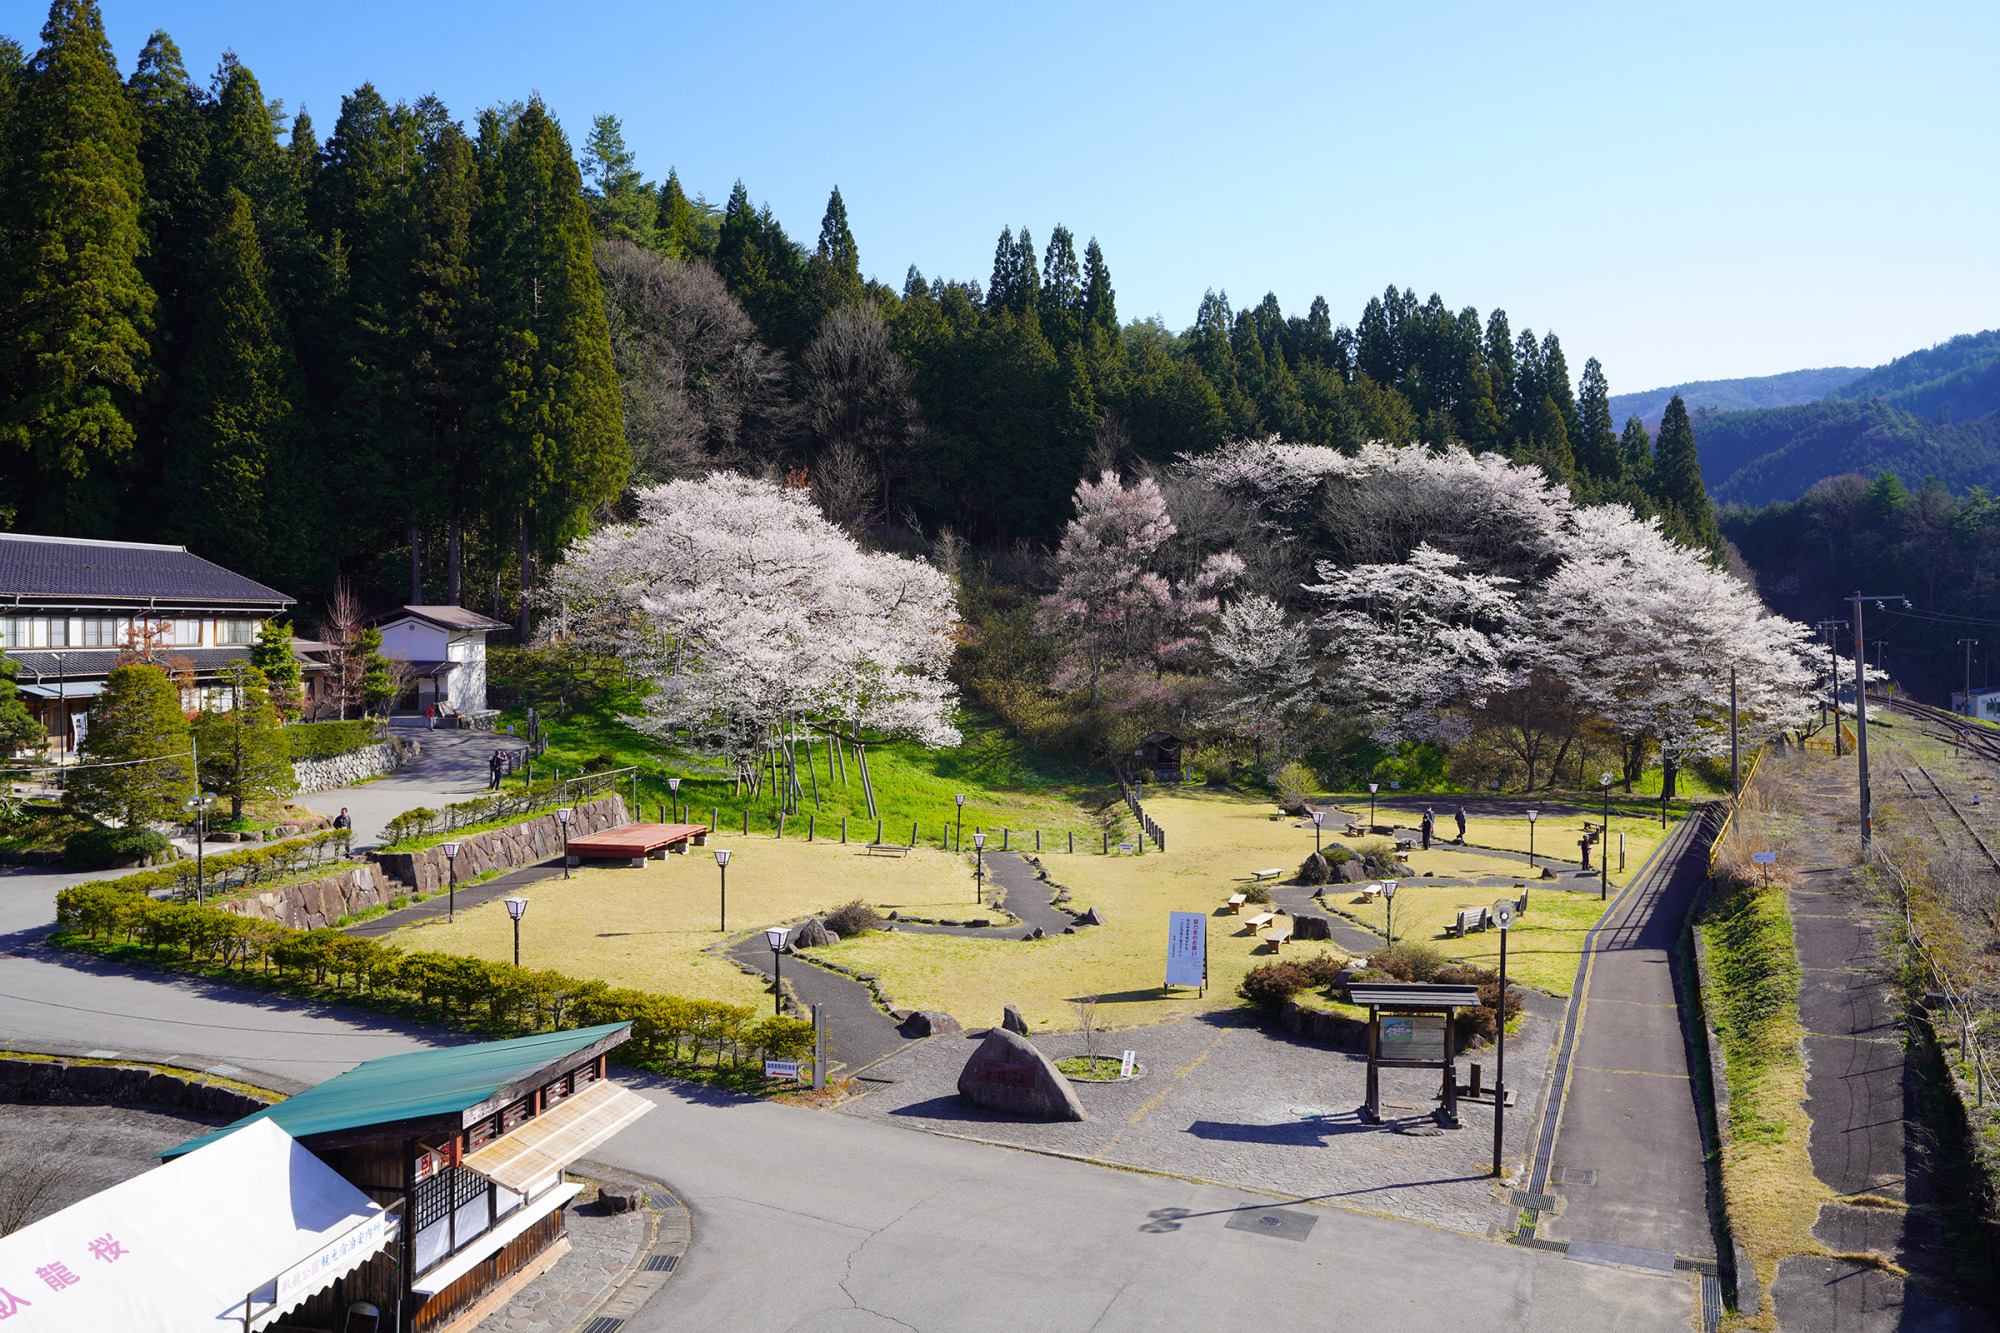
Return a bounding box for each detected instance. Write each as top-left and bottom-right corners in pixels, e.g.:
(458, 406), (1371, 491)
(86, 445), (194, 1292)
(285, 720), (380, 761)
(64, 825), (172, 869)
(824, 899), (881, 937)
(1296, 851), (1330, 885)
(1324, 844), (1353, 866)
(1238, 960), (1313, 1012)
(1244, 881), (1274, 905)
(1365, 942), (1449, 983)
(1434, 963), (1522, 1045)
(1295, 952), (1344, 989)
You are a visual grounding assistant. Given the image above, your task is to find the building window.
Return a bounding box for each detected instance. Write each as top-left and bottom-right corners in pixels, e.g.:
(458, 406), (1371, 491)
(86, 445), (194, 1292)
(0, 619), (25, 649)
(80, 618), (121, 648)
(162, 619), (201, 647)
(44, 619), (68, 648)
(217, 618), (259, 645)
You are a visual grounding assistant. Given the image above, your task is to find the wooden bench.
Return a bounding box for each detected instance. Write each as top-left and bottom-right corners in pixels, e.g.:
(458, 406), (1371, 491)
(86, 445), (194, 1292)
(1449, 908), (1491, 938)
(1225, 893), (1248, 914)
(1265, 924), (1293, 952)
(1394, 836), (1416, 852)
(1250, 868), (1284, 882)
(1243, 911), (1277, 932)
(1344, 822), (1366, 837)
(1358, 882), (1383, 901)
(864, 843), (909, 858)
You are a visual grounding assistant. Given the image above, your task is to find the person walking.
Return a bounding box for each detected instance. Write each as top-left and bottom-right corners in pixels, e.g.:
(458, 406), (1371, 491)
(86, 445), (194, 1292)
(1454, 805), (1467, 844)
(425, 703), (437, 731)
(332, 808), (351, 831)
(1421, 807), (1435, 850)
(489, 750), (505, 791)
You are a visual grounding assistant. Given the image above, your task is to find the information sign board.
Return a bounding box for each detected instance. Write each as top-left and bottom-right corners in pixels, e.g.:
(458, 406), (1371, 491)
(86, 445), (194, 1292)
(1751, 852), (1776, 864)
(763, 1059), (800, 1080)
(1118, 842), (1136, 852)
(1379, 1013), (1446, 1061)
(1165, 911), (1207, 988)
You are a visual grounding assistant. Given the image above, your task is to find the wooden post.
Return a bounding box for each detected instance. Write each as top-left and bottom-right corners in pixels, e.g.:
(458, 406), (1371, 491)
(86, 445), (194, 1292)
(841, 816), (848, 844)
(1068, 831), (1074, 854)
(876, 819), (883, 845)
(807, 813), (815, 842)
(1036, 829), (1041, 853)
(1001, 827), (1009, 850)
(910, 820), (918, 848)
(1102, 831), (1109, 854)
(711, 805), (719, 835)
(742, 808), (749, 834)
(777, 812), (786, 839)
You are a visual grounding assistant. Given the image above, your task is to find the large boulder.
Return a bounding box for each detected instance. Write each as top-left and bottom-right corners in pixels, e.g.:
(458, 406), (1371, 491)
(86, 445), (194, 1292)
(1296, 852), (1331, 886)
(1078, 907), (1108, 927)
(1002, 1004), (1030, 1035)
(1336, 860), (1368, 883)
(791, 917), (837, 948)
(956, 1027), (1088, 1122)
(902, 1010), (961, 1037)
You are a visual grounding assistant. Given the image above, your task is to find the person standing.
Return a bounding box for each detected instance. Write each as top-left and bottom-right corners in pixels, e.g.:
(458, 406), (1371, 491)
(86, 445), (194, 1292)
(1454, 805), (1468, 843)
(332, 808), (351, 831)
(489, 750), (505, 791)
(1421, 807), (1435, 850)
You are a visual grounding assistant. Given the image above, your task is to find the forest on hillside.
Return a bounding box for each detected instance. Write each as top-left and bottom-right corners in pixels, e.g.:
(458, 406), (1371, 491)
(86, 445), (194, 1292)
(0, 1), (1723, 622)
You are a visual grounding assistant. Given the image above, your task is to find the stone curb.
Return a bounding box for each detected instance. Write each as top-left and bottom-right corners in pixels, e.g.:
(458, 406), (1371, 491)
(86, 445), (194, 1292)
(1686, 883), (1759, 1319)
(0, 1046), (287, 1120)
(559, 1159), (693, 1333)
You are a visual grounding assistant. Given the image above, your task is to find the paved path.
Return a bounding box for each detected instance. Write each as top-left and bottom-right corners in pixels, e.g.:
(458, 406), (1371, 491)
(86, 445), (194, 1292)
(986, 850), (1080, 936)
(294, 727), (527, 847)
(601, 1074), (1693, 1333)
(1527, 809), (1719, 1279)
(724, 935), (913, 1077)
(1770, 771), (1986, 1330)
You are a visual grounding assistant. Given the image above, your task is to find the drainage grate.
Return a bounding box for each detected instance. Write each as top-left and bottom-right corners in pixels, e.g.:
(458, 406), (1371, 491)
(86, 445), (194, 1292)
(1700, 1273), (1722, 1333)
(642, 1253), (677, 1272)
(581, 1320), (625, 1333)
(1510, 1190), (1559, 1212)
(1674, 1256), (1720, 1275)
(1506, 1231), (1570, 1253)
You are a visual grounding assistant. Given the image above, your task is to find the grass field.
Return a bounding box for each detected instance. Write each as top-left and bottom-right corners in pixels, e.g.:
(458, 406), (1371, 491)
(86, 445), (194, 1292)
(383, 835), (994, 1010)
(504, 699), (1117, 845)
(1325, 882), (1610, 994)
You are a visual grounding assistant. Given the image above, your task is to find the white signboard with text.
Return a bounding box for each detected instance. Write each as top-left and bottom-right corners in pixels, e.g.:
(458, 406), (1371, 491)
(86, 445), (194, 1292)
(1165, 911), (1206, 989)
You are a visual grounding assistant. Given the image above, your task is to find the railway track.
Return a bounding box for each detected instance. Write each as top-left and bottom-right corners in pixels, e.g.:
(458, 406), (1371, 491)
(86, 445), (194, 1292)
(1871, 691), (2000, 766)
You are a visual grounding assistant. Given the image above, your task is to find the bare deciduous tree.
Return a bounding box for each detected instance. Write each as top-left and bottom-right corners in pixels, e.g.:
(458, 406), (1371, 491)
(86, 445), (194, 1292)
(801, 302), (921, 521)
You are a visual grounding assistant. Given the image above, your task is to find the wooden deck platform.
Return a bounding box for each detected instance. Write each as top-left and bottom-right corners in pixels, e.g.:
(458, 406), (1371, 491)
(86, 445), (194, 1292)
(564, 822), (709, 865)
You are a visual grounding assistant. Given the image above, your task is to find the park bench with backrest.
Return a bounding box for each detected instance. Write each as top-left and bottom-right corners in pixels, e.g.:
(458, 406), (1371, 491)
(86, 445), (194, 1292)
(1225, 893), (1247, 913)
(865, 843), (909, 858)
(1450, 908), (1491, 938)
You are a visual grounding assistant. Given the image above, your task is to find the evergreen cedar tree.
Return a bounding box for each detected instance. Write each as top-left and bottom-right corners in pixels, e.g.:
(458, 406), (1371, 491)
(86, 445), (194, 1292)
(192, 661), (297, 821)
(0, 0), (1722, 605)
(66, 663), (196, 827)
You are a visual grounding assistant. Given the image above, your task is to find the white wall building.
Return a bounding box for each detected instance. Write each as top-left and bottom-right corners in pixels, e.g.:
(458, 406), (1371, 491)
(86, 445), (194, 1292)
(369, 606), (510, 715)
(1951, 687), (2000, 722)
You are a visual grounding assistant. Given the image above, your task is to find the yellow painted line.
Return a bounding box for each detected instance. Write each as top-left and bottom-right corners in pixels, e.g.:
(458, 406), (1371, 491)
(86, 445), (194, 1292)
(1099, 1026), (1233, 1153)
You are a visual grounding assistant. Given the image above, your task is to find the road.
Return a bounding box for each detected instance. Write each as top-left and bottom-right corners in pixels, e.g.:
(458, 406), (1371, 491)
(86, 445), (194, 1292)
(294, 724), (528, 846)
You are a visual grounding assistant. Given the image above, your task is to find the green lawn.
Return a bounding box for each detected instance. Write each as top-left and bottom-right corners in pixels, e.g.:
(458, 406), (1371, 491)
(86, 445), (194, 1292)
(501, 699), (1115, 845)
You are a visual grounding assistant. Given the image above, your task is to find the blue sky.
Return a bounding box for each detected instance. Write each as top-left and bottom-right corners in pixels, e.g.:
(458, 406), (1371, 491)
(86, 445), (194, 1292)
(29, 0), (2000, 393)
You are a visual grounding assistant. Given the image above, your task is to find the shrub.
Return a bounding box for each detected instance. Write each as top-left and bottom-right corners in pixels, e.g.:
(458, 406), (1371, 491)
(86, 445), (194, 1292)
(1237, 960), (1313, 1012)
(1324, 844), (1353, 866)
(1296, 852), (1330, 885)
(1365, 942), (1448, 983)
(64, 825), (172, 869)
(824, 899), (880, 937)
(1244, 881), (1274, 905)
(581, 751), (620, 774)
(1272, 762), (1315, 808)
(1434, 963), (1522, 1045)
(285, 719), (380, 761)
(1295, 952), (1344, 988)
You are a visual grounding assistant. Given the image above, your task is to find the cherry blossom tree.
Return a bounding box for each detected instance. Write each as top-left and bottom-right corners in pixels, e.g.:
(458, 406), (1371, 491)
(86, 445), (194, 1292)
(541, 473), (958, 807)
(1207, 594), (1315, 768)
(1037, 471), (1241, 704)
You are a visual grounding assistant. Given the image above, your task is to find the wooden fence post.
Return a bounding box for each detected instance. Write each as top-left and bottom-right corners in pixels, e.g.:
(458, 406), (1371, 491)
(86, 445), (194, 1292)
(842, 816), (848, 844)
(808, 814), (815, 842)
(910, 820), (918, 848)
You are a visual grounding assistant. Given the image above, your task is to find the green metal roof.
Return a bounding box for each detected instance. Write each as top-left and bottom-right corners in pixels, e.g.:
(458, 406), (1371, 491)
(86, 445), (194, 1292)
(163, 1023), (631, 1160)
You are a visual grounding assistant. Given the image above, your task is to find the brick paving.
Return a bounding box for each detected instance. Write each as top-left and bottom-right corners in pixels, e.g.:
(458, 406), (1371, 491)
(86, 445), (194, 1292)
(474, 1189), (646, 1333)
(837, 1008), (1558, 1237)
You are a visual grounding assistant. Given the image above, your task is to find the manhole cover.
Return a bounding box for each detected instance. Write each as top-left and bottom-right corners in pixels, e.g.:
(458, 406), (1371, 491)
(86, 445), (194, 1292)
(1557, 1166), (1597, 1186)
(1223, 1208), (1318, 1242)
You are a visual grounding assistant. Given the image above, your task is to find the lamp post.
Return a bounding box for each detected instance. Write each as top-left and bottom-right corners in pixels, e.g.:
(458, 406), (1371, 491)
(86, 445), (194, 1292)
(765, 926), (790, 1015)
(1525, 809), (1538, 869)
(1382, 879), (1398, 948)
(505, 896), (528, 966)
(1490, 897), (1516, 1178)
(955, 793), (965, 852)
(441, 842), (459, 922)
(556, 807), (573, 879)
(714, 848), (731, 931)
(1310, 808), (1324, 856)
(668, 776), (681, 824)
(1367, 782), (1379, 829)
(973, 831), (986, 904)
(184, 793), (216, 906)
(1599, 773), (1613, 900)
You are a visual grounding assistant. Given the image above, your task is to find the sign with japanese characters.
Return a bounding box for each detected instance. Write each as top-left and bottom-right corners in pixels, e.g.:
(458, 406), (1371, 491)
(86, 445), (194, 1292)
(273, 1210), (391, 1306)
(1165, 911), (1206, 988)
(763, 1060), (800, 1080)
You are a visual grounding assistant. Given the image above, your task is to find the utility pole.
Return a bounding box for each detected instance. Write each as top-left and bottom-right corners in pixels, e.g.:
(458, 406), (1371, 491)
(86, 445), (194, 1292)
(1847, 593), (1907, 851)
(1815, 620), (1845, 755)
(1729, 667), (1740, 799)
(1960, 639), (1979, 716)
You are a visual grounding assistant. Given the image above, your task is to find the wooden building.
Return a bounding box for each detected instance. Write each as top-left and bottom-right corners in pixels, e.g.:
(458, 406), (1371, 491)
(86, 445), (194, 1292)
(164, 1022), (652, 1333)
(368, 606), (511, 717)
(0, 531), (330, 753)
(1135, 731), (1186, 782)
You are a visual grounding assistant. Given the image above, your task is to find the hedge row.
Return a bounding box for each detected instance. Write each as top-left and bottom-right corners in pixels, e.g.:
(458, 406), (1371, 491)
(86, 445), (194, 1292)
(381, 771), (620, 847)
(285, 719), (382, 761)
(54, 886), (813, 1074)
(67, 829), (354, 904)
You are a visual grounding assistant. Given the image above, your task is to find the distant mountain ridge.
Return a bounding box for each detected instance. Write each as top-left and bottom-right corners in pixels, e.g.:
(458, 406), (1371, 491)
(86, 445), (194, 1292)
(1678, 327), (2000, 508)
(1610, 366), (1864, 431)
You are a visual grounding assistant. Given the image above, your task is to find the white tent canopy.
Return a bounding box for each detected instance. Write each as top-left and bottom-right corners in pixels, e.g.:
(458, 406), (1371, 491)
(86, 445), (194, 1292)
(0, 1118), (395, 1331)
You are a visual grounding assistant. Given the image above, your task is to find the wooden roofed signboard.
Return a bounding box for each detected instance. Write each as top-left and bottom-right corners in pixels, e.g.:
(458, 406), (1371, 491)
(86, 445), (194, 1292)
(1345, 982), (1482, 1130)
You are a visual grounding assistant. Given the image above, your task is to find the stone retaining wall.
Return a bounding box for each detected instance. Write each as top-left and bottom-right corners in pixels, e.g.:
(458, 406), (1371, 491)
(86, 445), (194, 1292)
(370, 795), (628, 896)
(0, 1056), (276, 1119)
(218, 862), (394, 930)
(290, 739), (416, 795)
(1280, 999), (1367, 1050)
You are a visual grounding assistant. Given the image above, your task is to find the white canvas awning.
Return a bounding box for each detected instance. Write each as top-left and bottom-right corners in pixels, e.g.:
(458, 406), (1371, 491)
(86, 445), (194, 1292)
(0, 1118), (395, 1331)
(459, 1079), (654, 1193)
